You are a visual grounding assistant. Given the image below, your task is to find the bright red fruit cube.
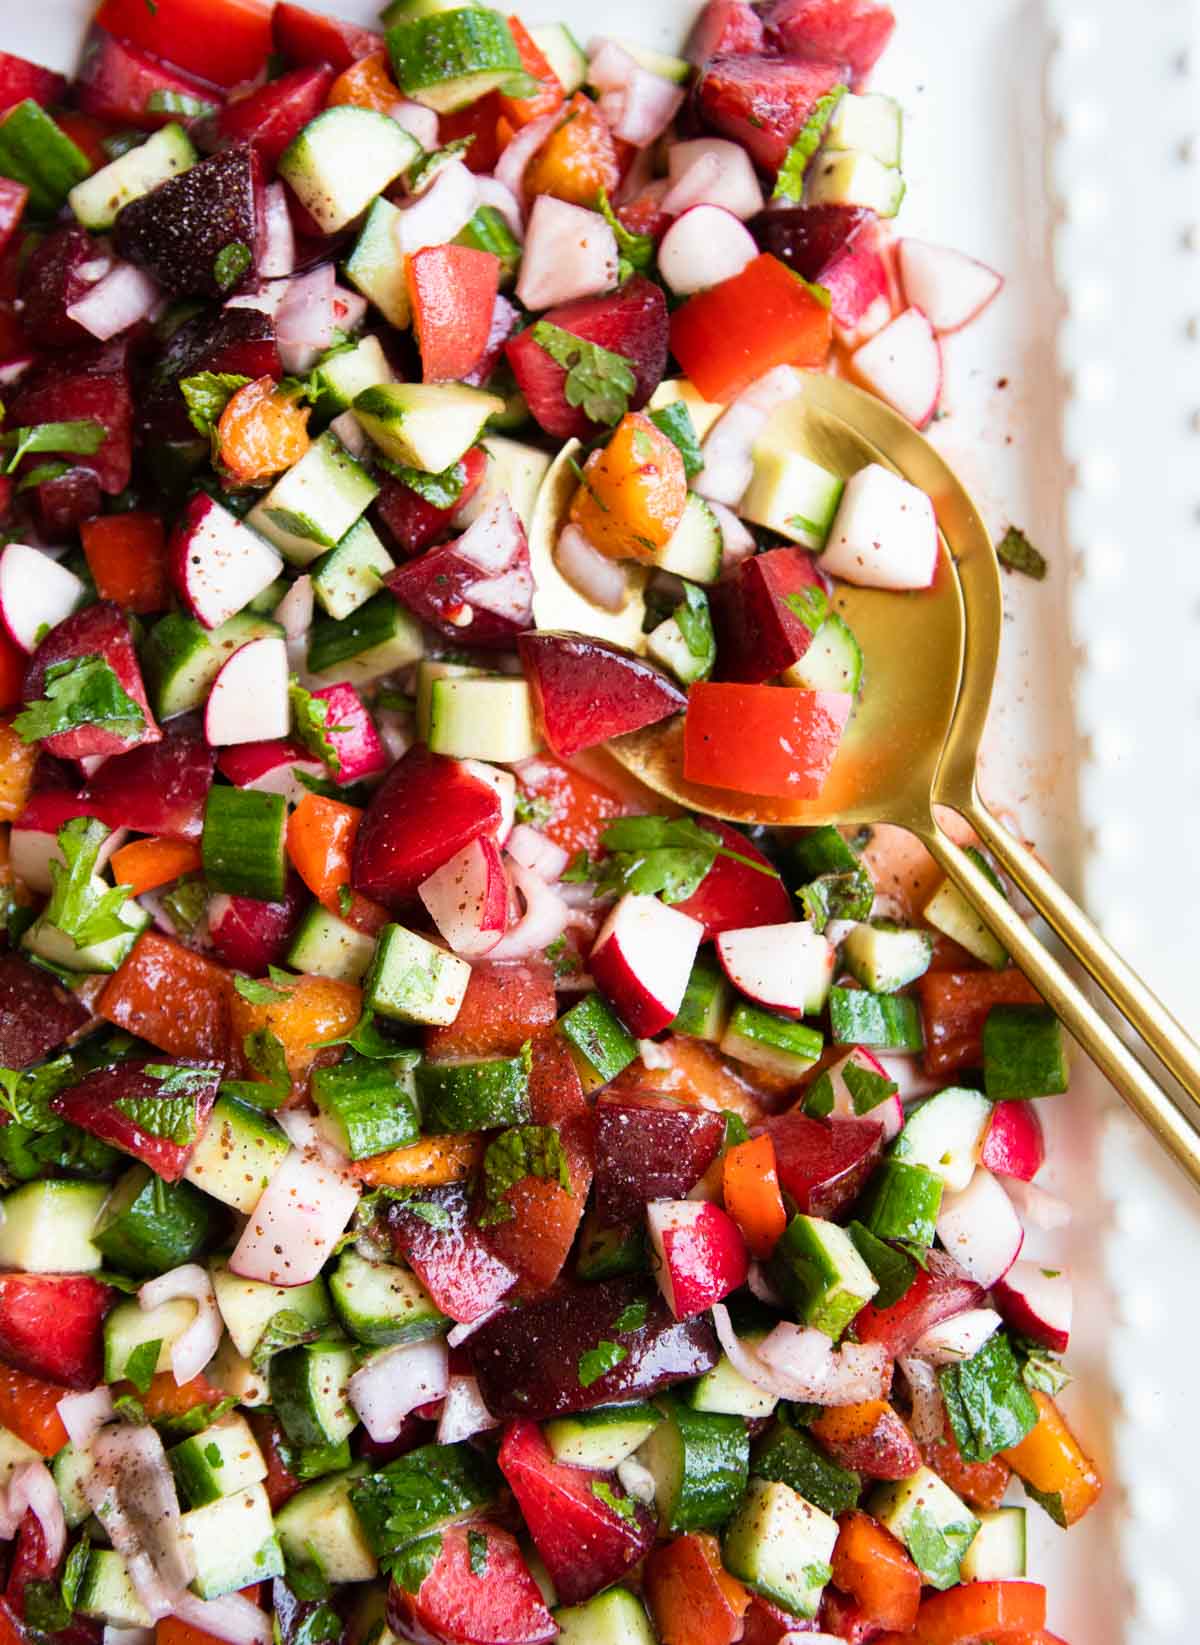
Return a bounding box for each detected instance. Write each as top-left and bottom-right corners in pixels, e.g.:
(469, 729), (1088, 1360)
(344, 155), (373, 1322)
(351, 745), (502, 910)
(711, 546), (826, 684)
(0, 51), (66, 114)
(22, 602), (160, 763)
(979, 1099), (1045, 1182)
(594, 1093), (727, 1225)
(215, 65), (333, 168)
(9, 339), (133, 496)
(19, 226), (109, 349)
(672, 820), (792, 938)
(387, 1522), (556, 1645)
(760, 0), (896, 87)
(687, 0), (766, 64)
(499, 1420), (656, 1605)
(375, 444), (487, 558)
(52, 1061), (221, 1182)
(387, 1182), (517, 1325)
(0, 1274), (116, 1390)
(647, 1200), (749, 1318)
(518, 631), (686, 759)
(763, 1112), (884, 1217)
(77, 29), (221, 129)
(408, 244), (502, 384)
(696, 54), (848, 173)
(385, 495), (532, 648)
(272, 2), (382, 71)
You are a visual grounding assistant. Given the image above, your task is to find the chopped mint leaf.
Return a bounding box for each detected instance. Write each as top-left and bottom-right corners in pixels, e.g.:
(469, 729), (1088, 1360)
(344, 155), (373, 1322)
(578, 1340), (628, 1388)
(61, 1533), (91, 1613)
(16, 460), (70, 493)
(532, 321), (637, 427)
(337, 884), (354, 918)
(221, 1027), (290, 1110)
(478, 1124), (571, 1228)
(514, 790), (553, 829)
(904, 1502), (975, 1590)
(564, 814), (780, 905)
(0, 1056), (76, 1132)
(14, 656), (146, 746)
(387, 1533), (442, 1594)
(648, 400), (704, 479)
(842, 1061), (899, 1115)
(122, 1337), (162, 1395)
(938, 1330), (1039, 1462)
(996, 525), (1047, 580)
(799, 864), (874, 932)
(315, 1006), (403, 1060)
(376, 455), (466, 510)
(673, 583), (715, 673)
(846, 1220), (915, 1310)
(233, 974), (293, 1005)
(146, 89), (218, 118)
(290, 678), (343, 770)
(213, 240), (252, 292)
(143, 1063), (220, 1096)
(400, 1198), (453, 1232)
(250, 1308), (332, 1373)
(203, 1442), (223, 1468)
(1021, 1479), (1067, 1527)
(595, 189), (654, 277)
(160, 875), (208, 936)
(0, 419), (106, 474)
(612, 1299), (648, 1334)
(773, 85), (847, 202)
(180, 372), (252, 439)
(37, 816), (136, 949)
(112, 1093), (198, 1146)
(112, 1392), (148, 1424)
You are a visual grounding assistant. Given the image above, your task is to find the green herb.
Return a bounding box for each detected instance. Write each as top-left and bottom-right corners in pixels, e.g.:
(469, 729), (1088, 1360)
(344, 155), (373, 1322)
(996, 525), (1046, 580)
(466, 1529), (489, 1578)
(146, 89), (218, 118)
(842, 1061), (898, 1114)
(564, 814), (781, 905)
(213, 240), (252, 292)
(566, 453), (608, 512)
(846, 1220), (915, 1309)
(532, 321), (637, 427)
(0, 1055), (76, 1131)
(14, 656), (146, 746)
(202, 1441), (224, 1468)
(158, 1395), (238, 1438)
(648, 400), (704, 479)
(590, 1480), (638, 1526)
(408, 137), (475, 189)
(143, 1063), (220, 1096)
(612, 1299), (648, 1334)
(24, 1580), (71, 1633)
(351, 1444), (499, 1557)
(1015, 1341), (1072, 1397)
(376, 455), (467, 510)
(905, 1503), (976, 1590)
(112, 1093), (198, 1145)
(673, 583), (715, 673)
(544, 934), (579, 979)
(388, 1533), (442, 1593)
(783, 585), (830, 635)
(123, 1337), (162, 1395)
(161, 875), (208, 935)
(401, 1198), (453, 1232)
(290, 679), (344, 769)
(61, 1533), (91, 1613)
(799, 864), (874, 933)
(112, 1392), (148, 1424)
(179, 371), (252, 439)
(221, 1028), (290, 1110)
(774, 84), (847, 201)
(801, 1561), (833, 1590)
(513, 790), (553, 829)
(578, 1340), (628, 1388)
(17, 459), (71, 493)
(478, 1125), (572, 1228)
(595, 188), (654, 281)
(291, 1597), (342, 1645)
(282, 1543), (332, 1604)
(1021, 1479), (1067, 1527)
(250, 1308), (331, 1373)
(36, 816), (136, 949)
(233, 973), (294, 1005)
(315, 1006), (404, 1060)
(938, 1330), (1039, 1462)
(0, 419), (105, 474)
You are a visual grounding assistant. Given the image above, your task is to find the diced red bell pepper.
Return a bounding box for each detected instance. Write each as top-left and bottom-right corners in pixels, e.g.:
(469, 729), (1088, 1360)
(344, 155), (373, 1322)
(407, 244), (502, 384)
(272, 3), (383, 72)
(387, 1522), (556, 1645)
(594, 1093), (726, 1225)
(387, 1181), (517, 1324)
(673, 819), (792, 938)
(711, 546), (826, 684)
(52, 1060), (221, 1182)
(697, 53), (847, 172)
(77, 29), (220, 129)
(425, 960), (557, 1060)
(854, 1248), (983, 1357)
(216, 65), (335, 167)
(351, 745), (502, 910)
(683, 682), (851, 800)
(0, 953), (88, 1071)
(94, 0), (272, 89)
(21, 601), (160, 763)
(0, 180), (27, 260)
(97, 932), (235, 1065)
(671, 253), (833, 403)
(0, 52), (67, 115)
(819, 1585), (885, 1642)
(374, 442), (487, 558)
(873, 1581), (1046, 1645)
(916, 968), (1043, 1078)
(762, 1112), (883, 1217)
(830, 1511), (921, 1632)
(87, 727), (214, 841)
(760, 0), (896, 88)
(0, 1274), (116, 1390)
(499, 16), (565, 128)
(513, 755), (626, 858)
(499, 1419), (656, 1605)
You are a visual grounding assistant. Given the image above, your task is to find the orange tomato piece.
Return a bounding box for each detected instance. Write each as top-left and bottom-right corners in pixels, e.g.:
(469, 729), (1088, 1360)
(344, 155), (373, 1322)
(644, 1533), (749, 1645)
(352, 1134), (481, 1188)
(875, 1581), (1047, 1645)
(138, 1371), (224, 1421)
(327, 49), (401, 113)
(218, 375), (310, 483)
(499, 16), (564, 128)
(80, 511), (170, 614)
(1001, 1391), (1103, 1527)
(0, 719), (36, 821)
(98, 932), (234, 1063)
(230, 972), (361, 1089)
(424, 959), (557, 1060)
(722, 1134), (787, 1258)
(0, 1364), (69, 1456)
(831, 1511), (921, 1633)
(569, 412), (688, 562)
(285, 792), (386, 934)
(524, 92), (620, 206)
(110, 837), (203, 896)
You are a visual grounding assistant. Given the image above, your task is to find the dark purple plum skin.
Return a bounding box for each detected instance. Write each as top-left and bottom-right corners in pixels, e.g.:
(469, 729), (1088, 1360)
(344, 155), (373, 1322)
(750, 203), (871, 281)
(593, 1095), (726, 1226)
(0, 955), (88, 1071)
(115, 143), (264, 299)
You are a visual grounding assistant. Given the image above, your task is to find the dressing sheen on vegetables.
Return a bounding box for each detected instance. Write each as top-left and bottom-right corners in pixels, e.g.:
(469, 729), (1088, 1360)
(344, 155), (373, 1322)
(0, 3), (1077, 1644)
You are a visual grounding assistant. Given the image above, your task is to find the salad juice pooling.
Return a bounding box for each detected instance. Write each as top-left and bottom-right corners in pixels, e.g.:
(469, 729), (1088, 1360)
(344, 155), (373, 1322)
(0, 3), (1080, 1644)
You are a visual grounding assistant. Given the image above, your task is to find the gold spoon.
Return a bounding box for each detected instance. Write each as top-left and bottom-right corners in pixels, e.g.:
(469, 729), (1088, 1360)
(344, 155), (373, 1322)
(608, 373), (1200, 1187)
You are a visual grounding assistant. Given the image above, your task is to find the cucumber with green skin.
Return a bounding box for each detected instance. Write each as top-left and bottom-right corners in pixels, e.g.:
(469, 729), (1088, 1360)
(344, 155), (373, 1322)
(767, 1214), (879, 1340)
(857, 1158), (943, 1248)
(275, 1469), (378, 1583)
(170, 1414), (268, 1507)
(387, 8), (529, 114)
(310, 520), (395, 623)
(636, 1396), (750, 1533)
(270, 1342), (358, 1449)
(307, 591), (424, 683)
(557, 994), (638, 1091)
(287, 902), (378, 983)
(545, 1404), (661, 1470)
(179, 1482), (284, 1598)
(184, 1097), (290, 1216)
(143, 611), (284, 720)
(93, 1164), (217, 1276)
(69, 122), (195, 230)
(329, 1249), (448, 1347)
(201, 786), (288, 902)
(415, 1045), (533, 1132)
(312, 1056), (420, 1159)
(0, 100), (91, 215)
(828, 985), (923, 1052)
(671, 956), (732, 1042)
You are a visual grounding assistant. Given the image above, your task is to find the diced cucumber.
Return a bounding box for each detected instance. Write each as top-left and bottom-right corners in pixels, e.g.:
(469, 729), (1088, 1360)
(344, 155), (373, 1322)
(529, 23), (588, 95)
(287, 903), (378, 984)
(688, 1333), (777, 1419)
(671, 955), (732, 1042)
(94, 1164), (216, 1276)
(354, 382), (505, 474)
(280, 106), (420, 234)
(923, 855), (1009, 970)
(207, 1335), (269, 1408)
(345, 196), (411, 329)
(545, 1404), (661, 1471)
(427, 674), (539, 760)
(456, 204), (522, 285)
(247, 432), (378, 566)
(210, 1258), (332, 1360)
(842, 922), (933, 994)
(575, 1208), (648, 1283)
(0, 101), (91, 215)
(53, 1443), (93, 1529)
(613, 39), (691, 84)
(769, 1214), (879, 1339)
(22, 890), (150, 974)
(313, 1057), (420, 1159)
(869, 1467), (979, 1590)
(858, 1159), (943, 1249)
(387, 9), (526, 113)
(828, 985), (923, 1052)
(202, 785), (288, 902)
(276, 1468), (378, 1582)
(329, 1249), (447, 1347)
(721, 1003), (823, 1079)
(0, 1181), (106, 1273)
(76, 1549), (153, 1628)
(722, 1477), (838, 1619)
(637, 1397), (749, 1532)
(308, 335), (395, 421)
(782, 613), (863, 695)
(0, 1429), (38, 1490)
(270, 1342), (357, 1449)
(69, 122), (195, 230)
(982, 1005), (1069, 1100)
(457, 435), (551, 534)
(656, 493), (723, 584)
(171, 1414), (268, 1507)
(823, 92), (903, 167)
(647, 609), (712, 686)
(751, 1416), (861, 1518)
(891, 1086), (992, 1190)
(182, 1482), (284, 1598)
(143, 610), (283, 720)
(647, 376), (725, 443)
(553, 1588), (655, 1645)
(307, 590), (424, 683)
(363, 924), (472, 1026)
(415, 659), (485, 740)
(104, 1296), (197, 1382)
(350, 1443), (500, 1556)
(416, 1047), (532, 1133)
(556, 994), (638, 1092)
(311, 519), (395, 621)
(381, 0), (483, 20)
(185, 1097), (289, 1215)
(807, 150), (905, 218)
(741, 448), (844, 550)
(959, 1506), (1027, 1580)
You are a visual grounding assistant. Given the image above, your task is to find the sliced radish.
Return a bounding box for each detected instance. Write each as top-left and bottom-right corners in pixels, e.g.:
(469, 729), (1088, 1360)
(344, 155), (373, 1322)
(979, 1100), (1045, 1181)
(0, 544), (84, 653)
(229, 1144), (359, 1287)
(349, 1340), (449, 1443)
(820, 223), (893, 350)
(999, 1176), (1071, 1232)
(717, 921), (834, 1017)
(461, 759), (515, 848)
(993, 1260), (1072, 1354)
(808, 1046), (903, 1140)
(663, 137), (764, 220)
(898, 239), (1004, 334)
(396, 158), (479, 257)
(170, 494), (284, 630)
(588, 892), (704, 1037)
(936, 1168), (1024, 1290)
(820, 463), (938, 591)
(419, 835), (508, 958)
(851, 307), (943, 429)
(309, 682), (389, 784)
(515, 194), (618, 312)
(659, 205), (758, 297)
(217, 739), (326, 806)
(204, 637), (289, 747)
(647, 1200), (749, 1318)
(911, 1306), (1003, 1366)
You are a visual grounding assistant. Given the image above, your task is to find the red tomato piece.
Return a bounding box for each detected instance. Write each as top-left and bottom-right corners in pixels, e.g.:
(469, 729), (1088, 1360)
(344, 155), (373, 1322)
(387, 1523), (556, 1645)
(94, 0), (272, 88)
(0, 1274), (115, 1390)
(684, 682), (852, 800)
(670, 254), (833, 402)
(406, 244), (502, 383)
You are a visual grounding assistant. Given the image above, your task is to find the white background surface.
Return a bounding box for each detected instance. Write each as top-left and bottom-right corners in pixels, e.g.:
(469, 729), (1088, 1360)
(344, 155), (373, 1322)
(22, 1), (1200, 1638)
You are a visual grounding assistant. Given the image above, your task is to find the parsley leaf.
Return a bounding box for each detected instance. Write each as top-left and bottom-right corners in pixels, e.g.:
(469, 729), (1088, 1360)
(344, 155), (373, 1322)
(221, 1027), (290, 1110)
(595, 188), (654, 279)
(590, 1480), (638, 1526)
(578, 1340), (628, 1388)
(158, 1395), (238, 1438)
(179, 372), (252, 439)
(122, 1337), (162, 1395)
(315, 1007), (404, 1060)
(673, 583), (715, 674)
(648, 400), (704, 479)
(478, 1125), (572, 1228)
(39, 816), (136, 949)
(563, 814), (781, 905)
(996, 525), (1047, 580)
(14, 655), (146, 746)
(388, 1533), (442, 1594)
(213, 240), (252, 292)
(0, 420), (106, 474)
(466, 1529), (489, 1578)
(773, 85), (847, 201)
(532, 321), (637, 427)
(233, 974), (293, 1005)
(0, 1056), (76, 1131)
(289, 678), (344, 769)
(612, 1299), (648, 1333)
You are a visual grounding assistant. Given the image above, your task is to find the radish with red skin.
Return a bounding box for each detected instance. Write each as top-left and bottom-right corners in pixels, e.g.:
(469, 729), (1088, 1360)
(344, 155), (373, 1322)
(387, 1521), (556, 1645)
(217, 740), (326, 807)
(418, 835), (509, 959)
(208, 878), (307, 975)
(204, 636), (289, 747)
(593, 1094), (727, 1225)
(672, 819), (793, 937)
(820, 463), (939, 592)
(993, 1260), (1072, 1354)
(763, 1112), (884, 1218)
(851, 307), (943, 429)
(696, 55), (849, 174)
(898, 238), (1004, 334)
(385, 496), (533, 648)
(387, 1183), (517, 1325)
(589, 893), (704, 1038)
(374, 444), (488, 558)
(0, 545), (85, 655)
(518, 631), (686, 760)
(308, 683), (389, 785)
(0, 953), (89, 1071)
(170, 494), (284, 631)
(711, 546), (827, 684)
(9, 793), (125, 896)
(686, 0), (766, 64)
(0, 1274), (116, 1390)
(647, 1199), (749, 1318)
(215, 66), (334, 169)
(806, 1046), (904, 1140)
(854, 1248), (983, 1357)
(22, 602), (160, 763)
(87, 727), (215, 841)
(76, 29), (222, 130)
(819, 220), (894, 349)
(0, 50), (67, 113)
(935, 1168), (1025, 1290)
(0, 179), (27, 260)
(659, 205), (759, 298)
(52, 1061), (221, 1184)
(499, 1419), (656, 1605)
(759, 0), (896, 87)
(979, 1100), (1046, 1182)
(716, 921), (835, 1017)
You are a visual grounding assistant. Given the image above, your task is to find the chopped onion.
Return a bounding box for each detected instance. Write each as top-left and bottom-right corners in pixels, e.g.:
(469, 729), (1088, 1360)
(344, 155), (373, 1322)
(446, 1307), (502, 1348)
(328, 409), (369, 460)
(276, 263), (335, 374)
(0, 1462), (65, 1563)
(391, 99), (439, 150)
(494, 111), (560, 199)
(695, 366), (805, 506)
(57, 1385), (114, 1449)
(0, 354), (34, 386)
(259, 182), (295, 279)
(757, 1322), (892, 1404)
(274, 574), (314, 680)
(506, 823), (569, 883)
(1000, 1176), (1071, 1231)
(488, 859), (569, 960)
(276, 1107), (352, 1175)
(396, 159), (479, 256)
(555, 523), (630, 612)
(105, 1627), (155, 1645)
(516, 194), (618, 310)
(172, 1593), (272, 1645)
(139, 1264), (221, 1385)
(67, 262), (161, 341)
(588, 41), (684, 146)
(708, 500), (756, 572)
(899, 1355), (947, 1446)
(711, 1304), (782, 1394)
(333, 285), (367, 336)
(616, 1456), (657, 1505)
(637, 1037), (674, 1072)
(85, 1425), (193, 1618)
(230, 1141), (360, 1286)
(911, 1307), (1003, 1366)
(437, 1373), (498, 1445)
(476, 177), (524, 239)
(350, 1340), (449, 1443)
(663, 138), (764, 221)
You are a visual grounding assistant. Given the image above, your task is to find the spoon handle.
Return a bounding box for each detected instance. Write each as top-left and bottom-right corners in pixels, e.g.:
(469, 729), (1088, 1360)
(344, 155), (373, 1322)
(960, 789), (1200, 1104)
(921, 824), (1200, 1190)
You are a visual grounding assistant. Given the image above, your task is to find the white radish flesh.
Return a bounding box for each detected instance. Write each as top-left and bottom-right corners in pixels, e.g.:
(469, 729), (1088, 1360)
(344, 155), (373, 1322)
(658, 205), (757, 297)
(516, 194), (619, 311)
(898, 238), (1004, 333)
(851, 307), (943, 429)
(820, 463), (939, 591)
(204, 636), (289, 747)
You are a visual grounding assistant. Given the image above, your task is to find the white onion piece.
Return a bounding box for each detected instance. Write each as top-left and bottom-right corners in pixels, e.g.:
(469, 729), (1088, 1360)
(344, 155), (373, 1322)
(616, 1456), (657, 1505)
(86, 1424), (193, 1618)
(105, 1627), (155, 1645)
(876, 1052), (941, 1104)
(488, 859), (569, 960)
(695, 365), (805, 503)
(396, 159), (479, 256)
(664, 138), (764, 220)
(0, 354), (34, 386)
(230, 1143), (359, 1287)
(328, 409), (369, 459)
(494, 110), (560, 198)
(436, 1374), (498, 1445)
(390, 99), (439, 150)
(757, 1322), (892, 1405)
(225, 281), (288, 319)
(707, 499), (756, 571)
(139, 1264), (221, 1386)
(476, 177), (524, 238)
(76, 255), (112, 285)
(587, 39), (641, 91)
(172, 1593), (272, 1645)
(275, 263), (335, 374)
(332, 285), (368, 336)
(711, 1304), (783, 1394)
(554, 523), (630, 612)
(57, 1385), (114, 1450)
(506, 823), (568, 883)
(912, 1307), (1003, 1366)
(0, 1462), (66, 1564)
(1000, 1176), (1072, 1231)
(66, 262), (161, 341)
(899, 1355), (946, 1446)
(446, 1307), (502, 1348)
(273, 573), (314, 680)
(376, 707), (414, 765)
(260, 182), (295, 279)
(350, 1341), (449, 1443)
(276, 1107), (353, 1176)
(516, 194), (618, 310)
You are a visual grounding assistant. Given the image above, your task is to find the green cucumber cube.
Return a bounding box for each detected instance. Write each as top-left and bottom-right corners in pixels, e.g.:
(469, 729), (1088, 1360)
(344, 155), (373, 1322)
(210, 1258), (332, 1360)
(247, 432), (378, 566)
(103, 1296), (196, 1382)
(94, 1164), (216, 1276)
(751, 1416), (861, 1518)
(768, 1214), (879, 1339)
(841, 922), (933, 994)
(982, 1005), (1069, 1100)
(557, 994), (638, 1091)
(170, 1413), (268, 1507)
(275, 1468), (378, 1582)
(545, 1404), (661, 1471)
(869, 1466), (979, 1590)
(415, 1046), (532, 1133)
(858, 1159), (943, 1248)
(69, 122), (196, 230)
(353, 382), (505, 474)
(270, 1342), (357, 1449)
(0, 1181), (106, 1273)
(181, 1482), (284, 1598)
(553, 1588), (655, 1645)
(310, 518), (395, 621)
(363, 924), (472, 1026)
(312, 1057), (420, 1159)
(76, 1549), (153, 1628)
(185, 1097), (290, 1215)
(427, 675), (539, 761)
(387, 9), (526, 113)
(636, 1397), (750, 1533)
(279, 106), (419, 233)
(329, 1249), (447, 1347)
(721, 1003), (823, 1079)
(740, 448), (844, 550)
(722, 1477), (838, 1619)
(828, 986), (923, 1052)
(671, 956), (733, 1042)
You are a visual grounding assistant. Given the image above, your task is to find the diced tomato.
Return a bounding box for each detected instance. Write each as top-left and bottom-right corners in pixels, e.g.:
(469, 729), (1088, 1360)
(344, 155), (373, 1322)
(916, 967), (1043, 1077)
(524, 92), (620, 207)
(874, 1582), (1046, 1645)
(80, 511), (170, 614)
(217, 375), (311, 482)
(440, 92), (504, 174)
(830, 1512), (920, 1633)
(387, 1523), (556, 1645)
(0, 1274), (116, 1390)
(97, 932), (234, 1064)
(285, 791), (387, 934)
(644, 1532), (750, 1645)
(684, 682), (852, 800)
(922, 1420), (1012, 1511)
(671, 253), (833, 402)
(273, 2), (382, 71)
(406, 244), (502, 383)
(0, 1364), (70, 1456)
(499, 17), (565, 128)
(95, 0), (272, 88)
(425, 959), (557, 1060)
